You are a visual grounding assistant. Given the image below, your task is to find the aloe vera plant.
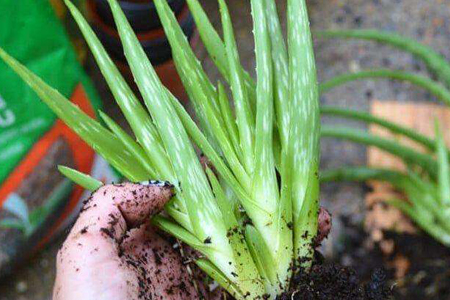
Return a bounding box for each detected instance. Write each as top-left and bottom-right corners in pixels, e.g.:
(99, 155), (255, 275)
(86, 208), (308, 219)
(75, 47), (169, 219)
(322, 123), (450, 247)
(320, 109), (450, 247)
(316, 29), (450, 135)
(0, 0), (321, 298)
(316, 28), (450, 247)
(316, 29), (450, 89)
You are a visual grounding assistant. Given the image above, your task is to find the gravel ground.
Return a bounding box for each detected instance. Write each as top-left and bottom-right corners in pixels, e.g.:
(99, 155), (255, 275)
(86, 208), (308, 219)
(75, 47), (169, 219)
(2, 0), (450, 299)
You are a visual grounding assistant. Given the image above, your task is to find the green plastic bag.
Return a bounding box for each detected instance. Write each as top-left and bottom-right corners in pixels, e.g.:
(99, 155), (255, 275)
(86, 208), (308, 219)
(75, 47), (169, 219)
(0, 0), (116, 277)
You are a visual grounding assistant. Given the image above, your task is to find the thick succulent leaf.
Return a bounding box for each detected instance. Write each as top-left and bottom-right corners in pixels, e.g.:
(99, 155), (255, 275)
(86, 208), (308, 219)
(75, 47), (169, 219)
(206, 169), (264, 297)
(185, 0), (228, 78)
(320, 69), (450, 107)
(205, 169), (239, 230)
(58, 166), (103, 191)
(250, 0), (292, 288)
(219, 0), (255, 174)
(100, 112), (156, 178)
(65, 0), (173, 180)
(315, 29), (450, 89)
(154, 0), (218, 113)
(321, 126), (438, 177)
(404, 185), (450, 233)
(217, 82), (241, 156)
(168, 92), (266, 211)
(185, 0), (256, 107)
(174, 49), (251, 189)
(156, 213), (264, 299)
(152, 215), (207, 250)
(172, 52), (220, 151)
(264, 0), (290, 148)
(323, 166), (450, 246)
(435, 122), (450, 206)
(244, 225), (278, 296)
(0, 48), (148, 182)
(321, 106), (437, 152)
(195, 259), (244, 299)
(320, 167), (408, 185)
(409, 169), (438, 195)
(388, 199), (450, 246)
(164, 205), (192, 232)
(287, 0), (320, 260)
(251, 0), (278, 213)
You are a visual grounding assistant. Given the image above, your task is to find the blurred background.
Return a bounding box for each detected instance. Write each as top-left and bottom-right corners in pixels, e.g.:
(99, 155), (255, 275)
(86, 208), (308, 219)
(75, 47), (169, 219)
(1, 0), (450, 299)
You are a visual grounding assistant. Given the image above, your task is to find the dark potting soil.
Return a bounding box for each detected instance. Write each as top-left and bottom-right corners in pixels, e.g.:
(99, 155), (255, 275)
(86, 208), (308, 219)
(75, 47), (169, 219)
(274, 258), (392, 300)
(335, 217), (450, 300)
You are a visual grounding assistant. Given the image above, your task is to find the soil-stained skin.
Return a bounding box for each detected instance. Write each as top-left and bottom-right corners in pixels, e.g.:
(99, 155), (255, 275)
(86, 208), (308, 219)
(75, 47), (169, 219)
(53, 182), (202, 300)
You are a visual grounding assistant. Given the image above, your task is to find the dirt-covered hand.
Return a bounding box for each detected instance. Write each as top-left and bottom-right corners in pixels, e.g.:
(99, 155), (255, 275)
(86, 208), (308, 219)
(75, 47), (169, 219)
(53, 182), (201, 300)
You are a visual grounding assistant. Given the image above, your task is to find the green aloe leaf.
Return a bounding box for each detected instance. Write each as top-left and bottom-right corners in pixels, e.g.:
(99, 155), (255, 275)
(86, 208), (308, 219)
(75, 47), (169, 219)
(287, 0), (320, 262)
(217, 82), (241, 156)
(65, 0), (173, 180)
(322, 166), (450, 246)
(321, 126), (438, 176)
(435, 122), (450, 206)
(195, 259), (244, 299)
(99, 112), (156, 178)
(173, 48), (251, 189)
(315, 29), (450, 89)
(154, 0), (219, 116)
(251, 0), (291, 289)
(168, 92), (265, 212)
(152, 215), (207, 250)
(185, 0), (228, 78)
(185, 0), (256, 107)
(320, 166), (407, 185)
(219, 0), (255, 174)
(264, 0), (290, 148)
(388, 199), (450, 246)
(58, 166), (103, 191)
(321, 106), (437, 151)
(0, 48), (148, 182)
(172, 51), (221, 151)
(320, 69), (450, 107)
(206, 168), (262, 297)
(244, 225), (278, 295)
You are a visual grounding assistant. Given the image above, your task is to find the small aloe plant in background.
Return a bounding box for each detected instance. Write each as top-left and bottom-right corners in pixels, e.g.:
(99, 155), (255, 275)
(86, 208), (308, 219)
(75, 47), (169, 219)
(0, 0), (321, 298)
(317, 29), (450, 247)
(322, 123), (450, 247)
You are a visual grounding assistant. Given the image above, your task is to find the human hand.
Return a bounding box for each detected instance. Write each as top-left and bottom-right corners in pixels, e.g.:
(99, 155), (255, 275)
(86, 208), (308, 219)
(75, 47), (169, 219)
(53, 181), (332, 300)
(53, 182), (204, 300)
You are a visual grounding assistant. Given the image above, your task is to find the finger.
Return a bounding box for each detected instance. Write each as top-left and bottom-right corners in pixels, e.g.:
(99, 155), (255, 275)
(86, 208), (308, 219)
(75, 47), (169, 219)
(120, 224), (200, 300)
(54, 182), (174, 300)
(70, 181), (174, 240)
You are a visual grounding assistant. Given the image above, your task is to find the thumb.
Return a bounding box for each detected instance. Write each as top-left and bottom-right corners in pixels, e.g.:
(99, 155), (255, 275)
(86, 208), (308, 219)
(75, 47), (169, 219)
(69, 181), (174, 241)
(53, 181), (174, 300)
